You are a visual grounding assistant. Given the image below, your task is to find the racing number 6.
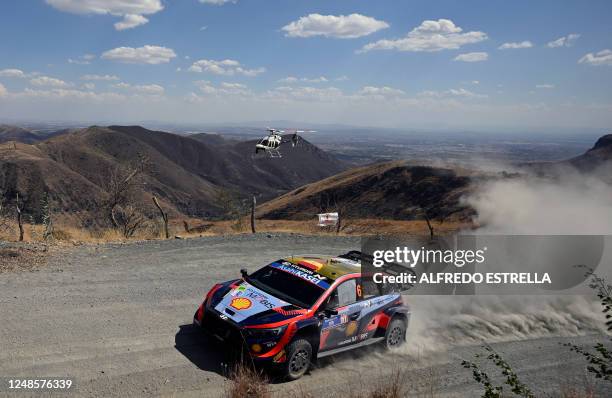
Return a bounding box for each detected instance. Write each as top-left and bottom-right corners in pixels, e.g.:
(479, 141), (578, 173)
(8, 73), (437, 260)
(356, 284), (362, 298)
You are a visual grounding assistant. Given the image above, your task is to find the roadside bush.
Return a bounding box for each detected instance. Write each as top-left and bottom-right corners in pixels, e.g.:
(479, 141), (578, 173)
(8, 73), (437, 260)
(225, 363), (270, 398)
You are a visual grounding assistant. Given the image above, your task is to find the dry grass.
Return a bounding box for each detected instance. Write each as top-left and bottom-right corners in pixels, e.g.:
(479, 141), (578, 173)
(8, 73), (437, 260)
(225, 363), (270, 398)
(367, 369), (406, 398)
(207, 218), (471, 237)
(0, 215), (472, 246)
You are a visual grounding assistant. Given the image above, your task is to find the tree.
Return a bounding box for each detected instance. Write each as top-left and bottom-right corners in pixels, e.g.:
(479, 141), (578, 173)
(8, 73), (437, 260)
(103, 155), (149, 229)
(419, 205), (464, 239)
(114, 205), (146, 239)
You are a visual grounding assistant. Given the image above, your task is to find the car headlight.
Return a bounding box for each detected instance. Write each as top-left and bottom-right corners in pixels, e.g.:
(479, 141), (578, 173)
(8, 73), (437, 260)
(244, 325), (287, 339)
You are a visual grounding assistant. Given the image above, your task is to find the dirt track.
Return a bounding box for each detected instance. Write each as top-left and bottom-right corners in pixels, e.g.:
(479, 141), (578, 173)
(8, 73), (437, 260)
(0, 234), (609, 397)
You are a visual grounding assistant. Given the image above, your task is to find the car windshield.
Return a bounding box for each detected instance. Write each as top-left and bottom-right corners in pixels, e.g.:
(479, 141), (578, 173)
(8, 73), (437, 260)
(247, 263), (329, 308)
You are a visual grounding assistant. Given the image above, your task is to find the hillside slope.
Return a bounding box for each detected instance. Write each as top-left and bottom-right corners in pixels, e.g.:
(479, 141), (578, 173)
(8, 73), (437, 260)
(567, 133), (612, 172)
(0, 125), (346, 219)
(256, 161), (473, 221)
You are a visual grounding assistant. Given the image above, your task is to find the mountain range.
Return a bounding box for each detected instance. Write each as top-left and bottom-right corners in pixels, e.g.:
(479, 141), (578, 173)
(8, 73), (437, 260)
(1, 124), (610, 226)
(0, 125), (345, 220)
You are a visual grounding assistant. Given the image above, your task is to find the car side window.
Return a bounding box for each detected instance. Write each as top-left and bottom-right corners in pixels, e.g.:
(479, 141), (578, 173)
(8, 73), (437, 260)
(361, 278), (379, 298)
(335, 279), (357, 307)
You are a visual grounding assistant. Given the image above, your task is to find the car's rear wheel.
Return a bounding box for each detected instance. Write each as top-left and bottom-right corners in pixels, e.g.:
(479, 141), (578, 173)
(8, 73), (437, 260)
(282, 339), (312, 380)
(384, 318), (406, 349)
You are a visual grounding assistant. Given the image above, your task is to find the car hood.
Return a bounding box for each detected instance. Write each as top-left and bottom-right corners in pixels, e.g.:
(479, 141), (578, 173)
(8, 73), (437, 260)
(213, 281), (290, 324)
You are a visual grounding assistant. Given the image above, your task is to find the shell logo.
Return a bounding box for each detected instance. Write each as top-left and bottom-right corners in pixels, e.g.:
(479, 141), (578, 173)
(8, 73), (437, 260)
(230, 297), (252, 310)
(346, 320), (358, 336)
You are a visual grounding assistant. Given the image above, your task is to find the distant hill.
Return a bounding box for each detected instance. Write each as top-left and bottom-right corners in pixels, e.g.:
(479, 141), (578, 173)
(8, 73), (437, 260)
(567, 133), (612, 172)
(525, 133), (612, 179)
(0, 124), (71, 144)
(0, 125), (40, 144)
(256, 161), (474, 221)
(259, 133), (612, 222)
(0, 125), (346, 220)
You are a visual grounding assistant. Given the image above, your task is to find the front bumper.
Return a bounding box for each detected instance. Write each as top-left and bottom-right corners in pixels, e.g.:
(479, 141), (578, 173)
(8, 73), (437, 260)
(194, 308), (287, 363)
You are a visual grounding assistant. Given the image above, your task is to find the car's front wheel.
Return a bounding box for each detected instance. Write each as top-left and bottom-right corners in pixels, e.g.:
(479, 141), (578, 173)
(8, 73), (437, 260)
(282, 339), (312, 380)
(384, 318), (406, 349)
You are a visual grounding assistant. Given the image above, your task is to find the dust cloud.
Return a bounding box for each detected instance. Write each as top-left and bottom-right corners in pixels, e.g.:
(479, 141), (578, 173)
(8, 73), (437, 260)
(404, 163), (612, 353)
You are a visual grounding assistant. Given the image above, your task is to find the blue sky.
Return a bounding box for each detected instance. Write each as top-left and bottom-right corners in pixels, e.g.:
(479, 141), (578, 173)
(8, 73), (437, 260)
(0, 0), (611, 131)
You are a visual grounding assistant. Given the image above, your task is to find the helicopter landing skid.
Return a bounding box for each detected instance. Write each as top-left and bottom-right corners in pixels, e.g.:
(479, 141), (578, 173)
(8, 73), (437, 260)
(267, 149), (282, 158)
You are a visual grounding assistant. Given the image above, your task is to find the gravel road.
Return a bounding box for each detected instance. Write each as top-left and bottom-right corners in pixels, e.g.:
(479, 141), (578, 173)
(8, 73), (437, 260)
(0, 234), (609, 397)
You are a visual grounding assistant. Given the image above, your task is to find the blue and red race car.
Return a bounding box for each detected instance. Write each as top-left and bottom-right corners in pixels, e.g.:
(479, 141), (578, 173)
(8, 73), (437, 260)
(193, 251), (410, 380)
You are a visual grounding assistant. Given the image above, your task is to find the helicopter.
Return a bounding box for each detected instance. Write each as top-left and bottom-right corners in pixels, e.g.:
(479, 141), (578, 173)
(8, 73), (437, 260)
(254, 128), (316, 158)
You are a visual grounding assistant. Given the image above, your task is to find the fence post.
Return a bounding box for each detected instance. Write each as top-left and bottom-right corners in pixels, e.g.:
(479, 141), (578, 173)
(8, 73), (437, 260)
(152, 196), (169, 239)
(251, 195), (256, 234)
(16, 193), (24, 242)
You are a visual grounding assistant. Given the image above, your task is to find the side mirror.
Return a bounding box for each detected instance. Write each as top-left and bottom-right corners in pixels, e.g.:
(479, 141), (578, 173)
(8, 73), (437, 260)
(240, 268), (248, 278)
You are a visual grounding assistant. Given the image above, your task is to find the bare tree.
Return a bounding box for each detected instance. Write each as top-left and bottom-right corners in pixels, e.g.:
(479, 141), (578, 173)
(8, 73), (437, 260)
(152, 196), (169, 239)
(16, 193), (24, 242)
(103, 155), (149, 229)
(419, 206), (464, 239)
(422, 210), (435, 239)
(114, 205), (146, 239)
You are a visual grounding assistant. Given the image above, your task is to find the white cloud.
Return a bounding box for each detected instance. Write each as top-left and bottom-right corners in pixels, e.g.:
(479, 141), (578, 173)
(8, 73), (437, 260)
(45, 0), (162, 30)
(335, 75), (349, 82)
(419, 88), (487, 99)
(220, 82), (247, 90)
(361, 19), (487, 53)
(282, 13), (389, 39)
(357, 86), (405, 97)
(81, 74), (120, 81)
(114, 14), (149, 30)
(536, 84), (555, 89)
(498, 41), (533, 50)
(199, 0), (236, 4)
(30, 76), (71, 87)
(0, 83), (6, 96)
(113, 82), (165, 94)
(454, 52), (488, 62)
(81, 83), (95, 90)
(193, 80), (250, 96)
(0, 69), (27, 78)
(101, 45), (177, 64)
(265, 86), (344, 102)
(188, 59), (265, 76)
(68, 54), (95, 65)
(279, 76), (298, 83)
(16, 87), (126, 101)
(547, 33), (580, 48)
(579, 49), (612, 66)
(279, 76), (328, 83)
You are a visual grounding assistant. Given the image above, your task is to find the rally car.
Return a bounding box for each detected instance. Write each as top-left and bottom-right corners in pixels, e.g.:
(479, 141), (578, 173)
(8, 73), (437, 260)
(193, 251), (410, 380)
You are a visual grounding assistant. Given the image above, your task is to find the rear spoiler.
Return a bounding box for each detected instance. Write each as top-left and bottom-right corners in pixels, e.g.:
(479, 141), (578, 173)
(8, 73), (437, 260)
(339, 251), (415, 294)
